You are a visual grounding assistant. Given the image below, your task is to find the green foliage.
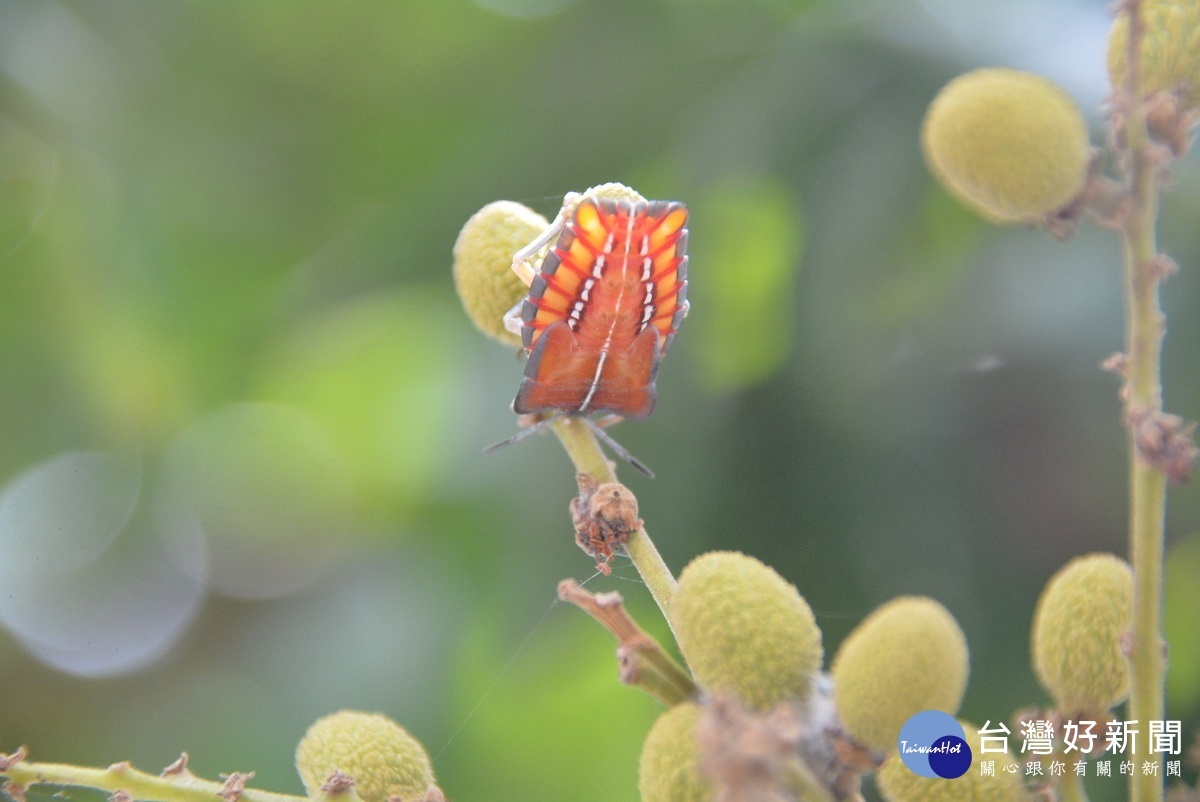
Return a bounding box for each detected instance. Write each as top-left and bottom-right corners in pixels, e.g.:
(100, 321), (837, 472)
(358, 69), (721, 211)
(690, 177), (802, 390)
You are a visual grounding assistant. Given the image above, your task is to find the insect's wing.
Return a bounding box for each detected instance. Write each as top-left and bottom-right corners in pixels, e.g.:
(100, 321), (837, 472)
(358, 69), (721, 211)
(513, 321), (598, 414)
(579, 325), (660, 420)
(512, 321), (660, 419)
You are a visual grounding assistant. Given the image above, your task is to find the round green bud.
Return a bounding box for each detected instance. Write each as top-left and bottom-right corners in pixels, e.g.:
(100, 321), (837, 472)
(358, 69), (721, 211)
(638, 702), (711, 802)
(671, 551), (822, 711)
(295, 710), (437, 802)
(831, 596), (969, 753)
(877, 721), (1032, 802)
(452, 200), (548, 348)
(921, 68), (1090, 224)
(1109, 0), (1200, 109)
(1031, 552), (1133, 713)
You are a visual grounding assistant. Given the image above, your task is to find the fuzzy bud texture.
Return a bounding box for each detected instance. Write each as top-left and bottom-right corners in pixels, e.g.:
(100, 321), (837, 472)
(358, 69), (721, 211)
(671, 551), (822, 712)
(452, 200), (548, 347)
(580, 182), (646, 205)
(877, 721), (1031, 802)
(639, 702), (711, 802)
(1032, 553), (1133, 713)
(922, 68), (1090, 223)
(1109, 0), (1200, 109)
(831, 596), (969, 753)
(295, 711), (436, 802)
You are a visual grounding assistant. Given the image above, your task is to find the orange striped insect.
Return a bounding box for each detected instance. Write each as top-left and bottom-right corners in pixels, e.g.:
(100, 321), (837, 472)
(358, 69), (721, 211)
(487, 192), (689, 476)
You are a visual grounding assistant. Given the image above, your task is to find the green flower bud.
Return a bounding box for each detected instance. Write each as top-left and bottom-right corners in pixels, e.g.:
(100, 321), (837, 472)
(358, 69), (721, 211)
(638, 702), (711, 802)
(1109, 0), (1200, 109)
(671, 551), (822, 711)
(1032, 553), (1133, 713)
(295, 711), (437, 802)
(452, 201), (548, 347)
(877, 721), (1032, 802)
(921, 68), (1090, 223)
(832, 596), (969, 753)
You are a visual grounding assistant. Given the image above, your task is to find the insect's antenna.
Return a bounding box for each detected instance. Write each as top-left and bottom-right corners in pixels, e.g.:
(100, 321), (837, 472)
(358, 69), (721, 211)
(585, 418), (656, 479)
(483, 413), (563, 455)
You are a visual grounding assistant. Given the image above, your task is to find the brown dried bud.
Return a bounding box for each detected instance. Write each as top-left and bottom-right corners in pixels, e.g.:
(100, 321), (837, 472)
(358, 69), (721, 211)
(1128, 406), (1198, 482)
(0, 748), (27, 771)
(570, 472), (642, 575)
(696, 695), (803, 802)
(320, 771), (357, 795)
(217, 772), (254, 802)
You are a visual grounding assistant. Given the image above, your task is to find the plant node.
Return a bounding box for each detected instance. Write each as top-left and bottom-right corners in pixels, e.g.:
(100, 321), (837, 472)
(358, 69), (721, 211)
(558, 578), (696, 706)
(161, 755), (191, 778)
(1128, 406), (1198, 482)
(0, 750), (27, 772)
(218, 772), (255, 802)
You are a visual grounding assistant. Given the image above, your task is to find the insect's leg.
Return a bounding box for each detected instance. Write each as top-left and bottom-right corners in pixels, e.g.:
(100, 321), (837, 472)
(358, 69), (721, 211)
(483, 413), (562, 454)
(502, 298), (525, 338)
(510, 192), (582, 285)
(585, 418), (655, 479)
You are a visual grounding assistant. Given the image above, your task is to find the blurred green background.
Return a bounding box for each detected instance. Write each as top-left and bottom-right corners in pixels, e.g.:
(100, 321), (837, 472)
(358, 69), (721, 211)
(1, 1), (1198, 801)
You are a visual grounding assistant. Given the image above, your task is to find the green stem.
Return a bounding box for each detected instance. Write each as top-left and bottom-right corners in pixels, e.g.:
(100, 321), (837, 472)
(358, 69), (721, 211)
(1059, 766), (1090, 802)
(550, 417), (678, 621)
(1119, 3), (1167, 801)
(2, 758), (312, 802)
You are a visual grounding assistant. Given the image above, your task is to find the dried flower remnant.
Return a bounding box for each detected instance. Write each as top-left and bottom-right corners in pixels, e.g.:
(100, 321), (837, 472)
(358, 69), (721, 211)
(570, 472), (642, 574)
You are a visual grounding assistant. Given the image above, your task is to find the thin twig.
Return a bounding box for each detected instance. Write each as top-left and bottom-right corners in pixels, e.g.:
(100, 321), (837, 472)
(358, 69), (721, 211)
(1116, 2), (1169, 801)
(557, 579), (695, 706)
(0, 752), (312, 802)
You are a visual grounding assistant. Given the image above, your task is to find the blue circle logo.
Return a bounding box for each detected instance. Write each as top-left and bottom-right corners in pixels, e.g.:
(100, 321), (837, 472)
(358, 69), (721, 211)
(897, 711), (972, 779)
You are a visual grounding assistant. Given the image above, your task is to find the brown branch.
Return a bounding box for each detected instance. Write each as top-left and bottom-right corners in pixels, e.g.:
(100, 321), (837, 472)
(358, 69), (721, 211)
(557, 579), (696, 706)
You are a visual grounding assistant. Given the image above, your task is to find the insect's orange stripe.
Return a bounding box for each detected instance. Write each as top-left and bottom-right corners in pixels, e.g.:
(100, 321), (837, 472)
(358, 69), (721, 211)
(553, 249), (592, 280)
(648, 287), (684, 314)
(650, 258), (683, 284)
(646, 229), (683, 261)
(643, 209), (674, 234)
(539, 276), (574, 299)
(569, 228), (603, 255)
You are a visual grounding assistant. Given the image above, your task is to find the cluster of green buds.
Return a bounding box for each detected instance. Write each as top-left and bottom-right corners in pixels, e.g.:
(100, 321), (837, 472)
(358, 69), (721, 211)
(635, 551), (989, 801)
